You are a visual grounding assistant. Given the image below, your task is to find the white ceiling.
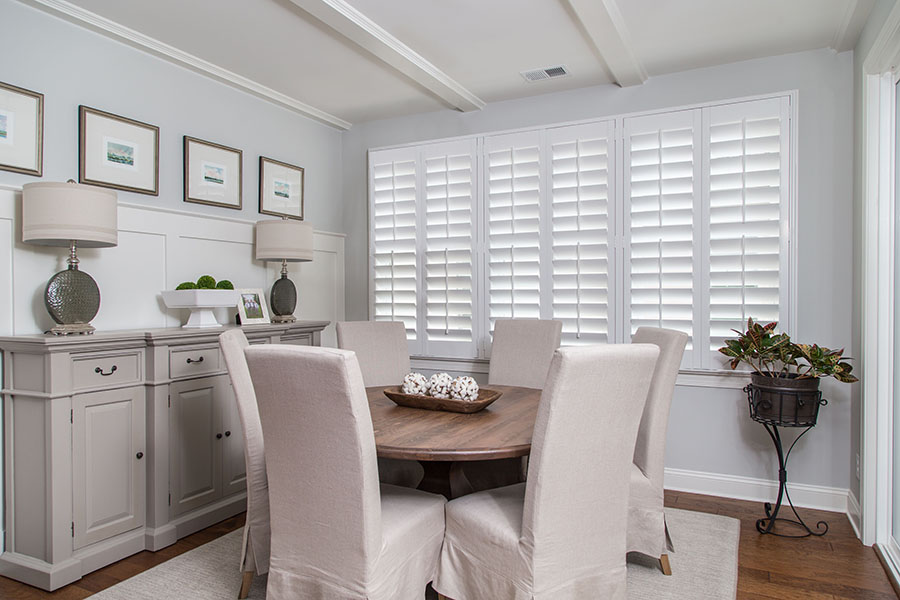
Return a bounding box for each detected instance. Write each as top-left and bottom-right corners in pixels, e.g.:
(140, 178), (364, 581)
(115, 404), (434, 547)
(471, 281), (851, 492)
(23, 0), (874, 129)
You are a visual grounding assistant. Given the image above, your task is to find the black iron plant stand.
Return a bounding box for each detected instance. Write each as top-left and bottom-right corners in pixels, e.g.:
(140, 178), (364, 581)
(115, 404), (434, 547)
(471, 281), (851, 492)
(746, 381), (829, 537)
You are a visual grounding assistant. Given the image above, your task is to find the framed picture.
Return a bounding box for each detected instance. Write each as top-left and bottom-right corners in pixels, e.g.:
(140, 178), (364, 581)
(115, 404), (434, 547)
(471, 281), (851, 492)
(259, 156), (304, 220)
(237, 288), (270, 325)
(0, 81), (43, 176)
(184, 136), (242, 210)
(79, 105), (159, 195)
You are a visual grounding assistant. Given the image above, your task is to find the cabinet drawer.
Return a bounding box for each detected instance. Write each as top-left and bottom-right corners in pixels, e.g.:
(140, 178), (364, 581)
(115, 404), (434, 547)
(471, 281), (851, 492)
(170, 345), (222, 379)
(281, 333), (312, 346)
(72, 351), (143, 391)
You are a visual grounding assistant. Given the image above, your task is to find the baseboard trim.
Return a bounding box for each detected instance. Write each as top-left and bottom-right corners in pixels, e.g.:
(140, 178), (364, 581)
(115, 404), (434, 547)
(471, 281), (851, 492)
(664, 467), (850, 513)
(848, 489), (862, 539)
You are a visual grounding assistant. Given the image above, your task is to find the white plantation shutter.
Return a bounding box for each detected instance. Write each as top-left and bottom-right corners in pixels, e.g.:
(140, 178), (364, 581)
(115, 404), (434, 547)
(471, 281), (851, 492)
(705, 97), (790, 365)
(548, 121), (615, 345)
(484, 131), (543, 352)
(369, 147), (420, 351)
(422, 140), (477, 357)
(624, 110), (702, 366)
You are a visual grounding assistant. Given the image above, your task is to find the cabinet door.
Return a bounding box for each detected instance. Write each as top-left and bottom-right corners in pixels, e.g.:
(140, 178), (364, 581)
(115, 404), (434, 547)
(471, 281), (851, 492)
(169, 377), (224, 516)
(73, 386), (146, 549)
(220, 381), (247, 497)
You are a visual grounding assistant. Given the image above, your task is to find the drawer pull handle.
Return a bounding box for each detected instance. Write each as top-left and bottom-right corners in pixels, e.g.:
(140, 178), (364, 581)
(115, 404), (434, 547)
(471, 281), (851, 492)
(186, 356), (204, 364)
(95, 365), (118, 376)
(225, 430), (231, 437)
(216, 433), (223, 439)
(136, 452), (144, 460)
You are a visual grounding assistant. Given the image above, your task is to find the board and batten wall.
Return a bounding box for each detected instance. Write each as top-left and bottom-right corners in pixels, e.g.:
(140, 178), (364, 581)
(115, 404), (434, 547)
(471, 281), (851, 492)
(342, 49), (856, 517)
(0, 0), (347, 552)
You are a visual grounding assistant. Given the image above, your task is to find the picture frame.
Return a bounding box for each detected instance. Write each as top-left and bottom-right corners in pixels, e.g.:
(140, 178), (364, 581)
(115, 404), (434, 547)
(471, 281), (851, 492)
(184, 136), (242, 210)
(0, 81), (43, 176)
(259, 156), (304, 220)
(79, 105), (159, 195)
(237, 288), (271, 325)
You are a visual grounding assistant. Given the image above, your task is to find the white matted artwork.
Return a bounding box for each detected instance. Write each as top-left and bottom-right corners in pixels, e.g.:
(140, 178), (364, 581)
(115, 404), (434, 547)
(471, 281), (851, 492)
(183, 136), (242, 210)
(259, 156), (304, 220)
(237, 288), (270, 325)
(80, 105), (159, 195)
(0, 81), (43, 176)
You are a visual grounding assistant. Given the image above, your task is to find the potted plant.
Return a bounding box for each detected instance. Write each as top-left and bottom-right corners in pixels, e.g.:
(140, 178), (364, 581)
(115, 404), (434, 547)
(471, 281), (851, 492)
(718, 318), (857, 425)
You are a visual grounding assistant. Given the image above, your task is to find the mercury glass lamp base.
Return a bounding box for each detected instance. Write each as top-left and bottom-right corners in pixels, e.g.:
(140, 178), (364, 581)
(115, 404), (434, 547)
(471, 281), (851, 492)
(271, 314), (297, 323)
(48, 323), (96, 335)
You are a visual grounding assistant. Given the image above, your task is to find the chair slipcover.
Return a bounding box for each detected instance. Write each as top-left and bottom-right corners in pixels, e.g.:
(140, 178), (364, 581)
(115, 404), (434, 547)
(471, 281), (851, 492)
(336, 320), (424, 488)
(245, 344), (446, 600)
(336, 320), (411, 387)
(219, 329), (270, 579)
(488, 319), (563, 389)
(435, 344), (659, 600)
(628, 327), (688, 559)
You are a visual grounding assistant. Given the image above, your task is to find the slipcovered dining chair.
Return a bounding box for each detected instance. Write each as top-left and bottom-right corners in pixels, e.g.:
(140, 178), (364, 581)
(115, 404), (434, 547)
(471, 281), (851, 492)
(219, 329), (270, 599)
(435, 344), (659, 600)
(488, 318), (563, 389)
(453, 318), (563, 496)
(245, 344), (447, 600)
(337, 320), (424, 488)
(628, 326), (688, 576)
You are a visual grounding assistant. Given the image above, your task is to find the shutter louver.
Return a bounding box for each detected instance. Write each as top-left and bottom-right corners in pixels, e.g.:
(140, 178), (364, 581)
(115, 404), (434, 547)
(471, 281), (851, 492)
(423, 140), (477, 357)
(549, 122), (614, 345)
(485, 132), (542, 337)
(625, 111), (701, 363)
(370, 149), (418, 342)
(707, 98), (789, 354)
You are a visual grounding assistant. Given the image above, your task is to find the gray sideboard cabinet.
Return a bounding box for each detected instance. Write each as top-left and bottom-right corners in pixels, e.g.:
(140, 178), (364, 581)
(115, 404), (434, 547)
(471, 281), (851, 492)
(0, 321), (329, 591)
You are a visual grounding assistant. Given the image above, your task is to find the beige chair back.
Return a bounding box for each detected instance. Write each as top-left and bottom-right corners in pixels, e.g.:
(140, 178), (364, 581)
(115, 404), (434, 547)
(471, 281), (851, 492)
(219, 329), (270, 576)
(244, 344), (382, 595)
(522, 344), (659, 595)
(488, 319), (562, 389)
(632, 327), (688, 487)
(337, 320), (411, 387)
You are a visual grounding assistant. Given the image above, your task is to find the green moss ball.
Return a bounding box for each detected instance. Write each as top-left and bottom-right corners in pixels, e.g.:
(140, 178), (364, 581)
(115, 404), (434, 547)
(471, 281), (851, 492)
(216, 280), (234, 290)
(196, 275), (216, 289)
(175, 281), (197, 290)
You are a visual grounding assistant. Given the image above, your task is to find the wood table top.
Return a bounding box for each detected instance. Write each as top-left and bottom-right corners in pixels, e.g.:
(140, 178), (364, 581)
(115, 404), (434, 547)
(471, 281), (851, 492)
(367, 384), (540, 461)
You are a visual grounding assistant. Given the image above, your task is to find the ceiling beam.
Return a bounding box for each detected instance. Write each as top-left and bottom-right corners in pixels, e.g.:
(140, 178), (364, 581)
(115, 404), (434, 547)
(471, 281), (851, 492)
(831, 0), (876, 53)
(19, 0), (352, 129)
(564, 0), (647, 87)
(285, 0), (485, 112)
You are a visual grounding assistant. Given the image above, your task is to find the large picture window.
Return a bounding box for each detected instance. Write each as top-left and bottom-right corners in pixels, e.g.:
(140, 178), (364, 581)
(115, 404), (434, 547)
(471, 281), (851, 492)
(368, 94), (794, 370)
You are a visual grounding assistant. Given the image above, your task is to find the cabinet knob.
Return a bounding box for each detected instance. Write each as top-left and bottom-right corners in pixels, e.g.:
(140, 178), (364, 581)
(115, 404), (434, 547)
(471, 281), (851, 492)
(95, 365), (118, 376)
(216, 433), (223, 439)
(136, 452), (144, 459)
(225, 430), (231, 437)
(186, 356), (204, 364)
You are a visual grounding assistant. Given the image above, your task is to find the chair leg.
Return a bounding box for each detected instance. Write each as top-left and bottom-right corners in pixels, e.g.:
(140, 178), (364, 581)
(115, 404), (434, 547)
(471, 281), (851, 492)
(659, 553), (673, 576)
(238, 571), (254, 598)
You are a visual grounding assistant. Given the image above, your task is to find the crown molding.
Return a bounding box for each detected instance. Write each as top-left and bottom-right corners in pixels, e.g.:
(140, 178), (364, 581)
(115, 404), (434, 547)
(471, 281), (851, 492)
(18, 0), (352, 130)
(287, 0), (485, 112)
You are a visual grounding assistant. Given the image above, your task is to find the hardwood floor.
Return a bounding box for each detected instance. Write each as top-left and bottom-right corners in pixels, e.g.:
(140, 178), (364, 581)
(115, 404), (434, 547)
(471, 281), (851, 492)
(0, 491), (895, 599)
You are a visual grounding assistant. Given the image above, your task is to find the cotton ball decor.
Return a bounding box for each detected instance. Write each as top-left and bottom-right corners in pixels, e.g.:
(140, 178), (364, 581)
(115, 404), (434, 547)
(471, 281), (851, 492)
(450, 376), (480, 401)
(401, 372), (428, 395)
(428, 372), (453, 399)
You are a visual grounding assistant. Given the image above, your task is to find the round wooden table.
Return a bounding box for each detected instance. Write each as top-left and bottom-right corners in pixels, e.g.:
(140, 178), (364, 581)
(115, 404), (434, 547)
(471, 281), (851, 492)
(367, 384), (541, 497)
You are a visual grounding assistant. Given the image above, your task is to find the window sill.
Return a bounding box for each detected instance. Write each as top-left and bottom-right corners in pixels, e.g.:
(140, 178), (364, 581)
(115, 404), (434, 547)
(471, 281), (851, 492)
(409, 356), (751, 390)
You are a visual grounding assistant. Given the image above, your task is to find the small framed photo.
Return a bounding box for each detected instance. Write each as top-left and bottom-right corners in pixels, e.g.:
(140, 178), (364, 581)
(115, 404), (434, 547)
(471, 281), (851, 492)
(237, 288), (270, 325)
(184, 136), (242, 210)
(259, 156), (304, 220)
(0, 81), (43, 176)
(79, 105), (159, 195)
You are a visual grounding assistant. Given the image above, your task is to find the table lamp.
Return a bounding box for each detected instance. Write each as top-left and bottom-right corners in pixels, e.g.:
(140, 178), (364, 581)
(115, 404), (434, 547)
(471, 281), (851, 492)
(22, 181), (118, 335)
(255, 218), (313, 323)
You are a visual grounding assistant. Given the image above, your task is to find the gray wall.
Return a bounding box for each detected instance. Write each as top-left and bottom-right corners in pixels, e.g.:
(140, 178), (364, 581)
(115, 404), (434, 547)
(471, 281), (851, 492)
(0, 0), (344, 233)
(342, 49), (856, 491)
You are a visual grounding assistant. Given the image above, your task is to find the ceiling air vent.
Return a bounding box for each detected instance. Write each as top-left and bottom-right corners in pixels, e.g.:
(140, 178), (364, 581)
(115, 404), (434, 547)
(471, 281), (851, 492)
(521, 65), (569, 82)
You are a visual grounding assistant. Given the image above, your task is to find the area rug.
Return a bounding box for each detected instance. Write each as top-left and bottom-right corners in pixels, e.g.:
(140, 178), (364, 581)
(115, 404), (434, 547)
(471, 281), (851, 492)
(91, 508), (739, 599)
